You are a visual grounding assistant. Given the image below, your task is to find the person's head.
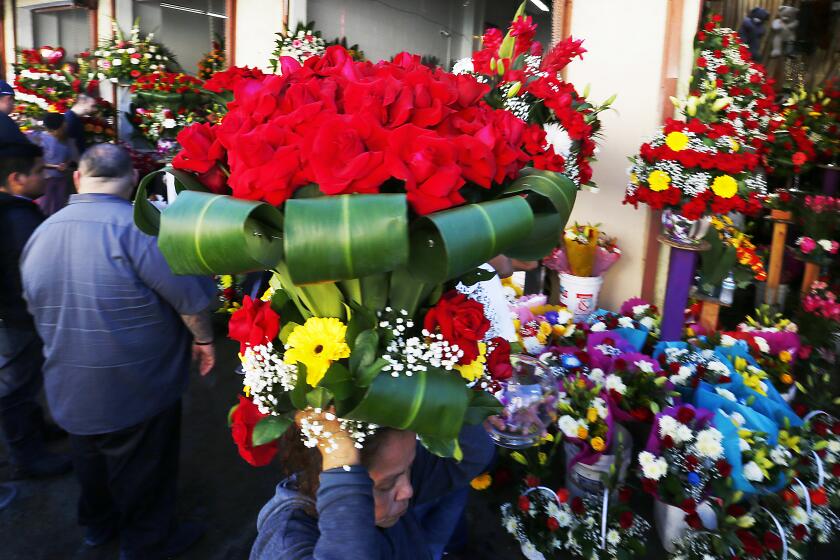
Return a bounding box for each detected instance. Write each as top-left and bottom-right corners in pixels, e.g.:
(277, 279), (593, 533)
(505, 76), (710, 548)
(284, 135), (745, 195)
(0, 81), (16, 115)
(71, 93), (97, 116)
(74, 143), (137, 198)
(0, 141), (45, 199)
(280, 427), (417, 528)
(43, 112), (66, 138)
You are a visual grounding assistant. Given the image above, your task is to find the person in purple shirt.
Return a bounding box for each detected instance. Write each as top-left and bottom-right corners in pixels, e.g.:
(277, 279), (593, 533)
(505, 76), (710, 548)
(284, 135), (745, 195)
(250, 410), (494, 560)
(32, 112), (79, 216)
(21, 143), (217, 560)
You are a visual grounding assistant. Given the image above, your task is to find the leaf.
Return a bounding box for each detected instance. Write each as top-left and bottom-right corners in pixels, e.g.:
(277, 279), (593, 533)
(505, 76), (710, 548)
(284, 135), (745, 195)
(251, 416), (292, 446)
(133, 166), (209, 236)
(501, 170), (578, 260)
(290, 366), (309, 409)
(345, 306), (377, 351)
(227, 403), (239, 427)
(349, 329), (379, 375)
(407, 197), (534, 283)
(463, 391), (502, 425)
(458, 267), (496, 287)
(157, 191), (284, 275)
(283, 194), (409, 284)
(306, 386), (332, 409)
(419, 435), (463, 460)
(278, 321), (300, 345)
(335, 368), (471, 440)
(357, 357), (389, 387)
(318, 363), (353, 400)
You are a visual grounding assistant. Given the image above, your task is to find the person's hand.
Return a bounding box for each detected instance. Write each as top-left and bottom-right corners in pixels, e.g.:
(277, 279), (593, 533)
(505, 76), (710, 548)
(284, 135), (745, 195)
(295, 408), (360, 471)
(192, 342), (215, 376)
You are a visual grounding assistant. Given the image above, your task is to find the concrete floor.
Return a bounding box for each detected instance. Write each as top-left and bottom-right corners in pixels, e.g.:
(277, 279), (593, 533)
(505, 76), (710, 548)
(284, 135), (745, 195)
(2, 322), (837, 559)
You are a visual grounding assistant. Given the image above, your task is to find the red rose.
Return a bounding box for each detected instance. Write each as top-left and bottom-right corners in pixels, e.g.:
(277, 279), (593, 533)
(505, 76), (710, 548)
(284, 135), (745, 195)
(810, 487), (828, 506)
(230, 395), (279, 466)
(130, 69), (141, 78)
(619, 510), (634, 529)
(546, 516), (559, 532)
(172, 123), (229, 193)
(677, 406), (695, 424)
(781, 489), (800, 507)
(737, 530), (763, 557)
(571, 496), (585, 515)
(716, 459), (733, 478)
(793, 524), (808, 541)
(641, 478), (658, 494)
(680, 498), (697, 513)
(228, 296), (281, 354)
(518, 495), (531, 512)
(618, 487), (632, 503)
(487, 338), (512, 380)
(763, 531), (782, 552)
(423, 291), (490, 364)
(661, 435), (675, 449)
(686, 455), (699, 470)
(525, 475), (540, 487)
(685, 512), (703, 529)
(556, 488), (570, 503)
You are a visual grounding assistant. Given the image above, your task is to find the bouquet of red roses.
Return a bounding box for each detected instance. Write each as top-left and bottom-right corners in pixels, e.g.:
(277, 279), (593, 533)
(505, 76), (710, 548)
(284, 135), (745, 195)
(134, 45), (578, 460)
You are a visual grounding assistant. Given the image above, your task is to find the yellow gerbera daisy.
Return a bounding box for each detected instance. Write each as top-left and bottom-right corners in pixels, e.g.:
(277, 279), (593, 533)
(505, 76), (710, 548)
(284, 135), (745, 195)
(730, 138), (740, 152)
(665, 131), (690, 151)
(455, 342), (487, 382)
(711, 175), (738, 198)
(647, 170), (672, 192)
(284, 317), (351, 386)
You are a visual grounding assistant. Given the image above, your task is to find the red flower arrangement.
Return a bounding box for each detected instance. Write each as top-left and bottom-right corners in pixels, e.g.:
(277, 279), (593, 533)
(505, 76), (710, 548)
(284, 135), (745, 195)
(172, 46), (552, 215)
(229, 395), (280, 466)
(625, 118), (766, 218)
(130, 71), (204, 94)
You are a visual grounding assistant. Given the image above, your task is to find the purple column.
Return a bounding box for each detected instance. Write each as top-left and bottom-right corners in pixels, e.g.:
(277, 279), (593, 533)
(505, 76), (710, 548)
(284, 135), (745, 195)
(822, 165), (839, 196)
(660, 247), (698, 342)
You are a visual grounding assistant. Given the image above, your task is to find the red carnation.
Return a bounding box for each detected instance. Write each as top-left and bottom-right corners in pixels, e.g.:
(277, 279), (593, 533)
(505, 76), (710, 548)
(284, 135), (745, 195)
(556, 488), (570, 503)
(228, 296), (281, 354)
(486, 338), (513, 380)
(685, 512), (703, 529)
(546, 516), (560, 532)
(423, 291), (490, 365)
(525, 475), (540, 488)
(229, 395), (279, 467)
(641, 478), (658, 494)
(619, 510), (634, 529)
(661, 435), (675, 449)
(518, 495), (531, 512)
(676, 406), (695, 424)
(571, 497), (585, 515)
(618, 487), (632, 503)
(737, 530), (763, 557)
(680, 498), (697, 513)
(685, 455), (699, 470)
(763, 531), (782, 552)
(793, 524), (808, 541)
(810, 487), (828, 506)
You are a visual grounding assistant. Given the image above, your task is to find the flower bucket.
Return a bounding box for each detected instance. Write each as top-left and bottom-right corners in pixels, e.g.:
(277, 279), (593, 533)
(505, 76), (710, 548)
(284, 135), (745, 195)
(661, 209), (711, 247)
(653, 499), (717, 553)
(564, 424), (632, 498)
(559, 273), (604, 321)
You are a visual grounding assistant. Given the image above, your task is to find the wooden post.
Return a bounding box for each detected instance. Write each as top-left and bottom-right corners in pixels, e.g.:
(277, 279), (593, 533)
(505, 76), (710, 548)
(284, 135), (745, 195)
(801, 262), (820, 294)
(765, 209), (792, 305)
(699, 300), (721, 334)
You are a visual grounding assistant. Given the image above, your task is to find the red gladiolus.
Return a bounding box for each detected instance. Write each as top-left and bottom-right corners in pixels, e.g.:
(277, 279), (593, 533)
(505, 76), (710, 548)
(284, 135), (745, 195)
(229, 395), (279, 466)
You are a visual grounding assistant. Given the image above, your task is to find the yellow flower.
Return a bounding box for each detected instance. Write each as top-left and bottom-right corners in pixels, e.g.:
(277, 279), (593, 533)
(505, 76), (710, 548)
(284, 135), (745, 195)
(665, 131), (690, 151)
(470, 473), (492, 490)
(219, 275), (233, 289)
(261, 287), (275, 302)
(778, 430), (801, 453)
(630, 172), (639, 185)
(577, 425), (589, 439)
(711, 175), (738, 199)
(730, 138), (740, 152)
(244, 385), (251, 397)
(455, 342), (487, 382)
(576, 378), (587, 389)
(284, 317), (351, 386)
(590, 437), (606, 452)
(733, 357), (748, 372)
(742, 373), (767, 396)
(538, 452), (548, 465)
(647, 170), (672, 192)
(539, 322), (552, 338)
(587, 407), (599, 423)
(779, 350), (792, 364)
(779, 373), (794, 385)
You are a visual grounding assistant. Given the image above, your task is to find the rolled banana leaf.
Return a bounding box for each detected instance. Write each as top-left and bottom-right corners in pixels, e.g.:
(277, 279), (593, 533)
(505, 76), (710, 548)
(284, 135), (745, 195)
(284, 194), (409, 285)
(501, 170), (577, 260)
(134, 166), (209, 236)
(158, 191), (284, 275)
(407, 197), (534, 283)
(335, 368), (471, 440)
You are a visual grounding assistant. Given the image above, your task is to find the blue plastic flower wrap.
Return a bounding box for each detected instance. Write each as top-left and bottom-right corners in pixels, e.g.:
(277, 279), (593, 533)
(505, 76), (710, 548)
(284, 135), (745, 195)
(714, 343), (802, 429)
(652, 340), (695, 401)
(710, 407), (788, 495)
(588, 309), (649, 352)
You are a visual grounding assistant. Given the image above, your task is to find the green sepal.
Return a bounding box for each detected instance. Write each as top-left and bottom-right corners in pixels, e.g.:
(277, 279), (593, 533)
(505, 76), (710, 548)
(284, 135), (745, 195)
(407, 197), (534, 283)
(157, 191), (284, 275)
(283, 194), (409, 284)
(252, 415), (292, 446)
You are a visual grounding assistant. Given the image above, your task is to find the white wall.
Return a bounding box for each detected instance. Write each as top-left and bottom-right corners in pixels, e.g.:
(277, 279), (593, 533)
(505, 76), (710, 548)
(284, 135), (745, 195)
(234, 0), (286, 69)
(563, 0), (697, 309)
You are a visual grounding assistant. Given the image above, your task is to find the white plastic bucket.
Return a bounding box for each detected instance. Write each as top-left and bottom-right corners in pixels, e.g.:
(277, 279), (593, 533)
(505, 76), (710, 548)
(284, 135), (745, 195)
(560, 273), (604, 320)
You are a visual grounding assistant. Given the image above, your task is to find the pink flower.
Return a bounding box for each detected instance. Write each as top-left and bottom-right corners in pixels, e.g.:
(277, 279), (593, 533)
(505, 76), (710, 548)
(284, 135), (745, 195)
(797, 236), (817, 254)
(830, 241), (839, 255)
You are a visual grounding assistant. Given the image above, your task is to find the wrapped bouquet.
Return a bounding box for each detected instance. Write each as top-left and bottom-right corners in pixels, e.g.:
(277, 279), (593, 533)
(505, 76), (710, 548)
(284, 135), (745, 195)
(134, 44), (578, 459)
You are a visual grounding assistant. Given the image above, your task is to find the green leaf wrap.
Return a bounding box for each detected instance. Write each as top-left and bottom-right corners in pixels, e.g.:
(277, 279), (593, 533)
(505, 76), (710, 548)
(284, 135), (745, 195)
(501, 170), (578, 260)
(133, 166), (209, 236)
(284, 194), (409, 285)
(158, 191), (284, 275)
(335, 368), (470, 440)
(407, 197), (534, 283)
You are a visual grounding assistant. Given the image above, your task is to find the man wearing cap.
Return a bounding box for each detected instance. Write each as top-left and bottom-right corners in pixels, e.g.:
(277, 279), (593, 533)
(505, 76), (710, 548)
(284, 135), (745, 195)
(0, 81), (31, 144)
(0, 141), (72, 485)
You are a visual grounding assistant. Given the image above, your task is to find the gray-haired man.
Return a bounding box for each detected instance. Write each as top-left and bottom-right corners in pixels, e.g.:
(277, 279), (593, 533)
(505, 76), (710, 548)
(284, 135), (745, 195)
(21, 144), (216, 560)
